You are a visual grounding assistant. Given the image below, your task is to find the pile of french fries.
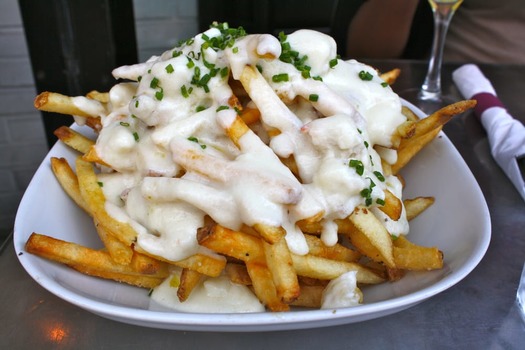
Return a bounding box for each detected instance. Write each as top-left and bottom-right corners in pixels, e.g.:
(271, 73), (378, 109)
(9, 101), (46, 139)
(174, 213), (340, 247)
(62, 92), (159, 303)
(26, 25), (476, 312)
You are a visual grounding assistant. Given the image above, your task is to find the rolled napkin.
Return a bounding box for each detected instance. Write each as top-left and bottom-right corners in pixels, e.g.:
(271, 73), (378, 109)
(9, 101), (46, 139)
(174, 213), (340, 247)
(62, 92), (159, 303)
(453, 64), (525, 202)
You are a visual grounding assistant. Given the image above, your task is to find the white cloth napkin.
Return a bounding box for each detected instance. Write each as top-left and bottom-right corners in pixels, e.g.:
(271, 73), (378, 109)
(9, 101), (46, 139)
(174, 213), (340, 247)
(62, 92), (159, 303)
(453, 64), (525, 202)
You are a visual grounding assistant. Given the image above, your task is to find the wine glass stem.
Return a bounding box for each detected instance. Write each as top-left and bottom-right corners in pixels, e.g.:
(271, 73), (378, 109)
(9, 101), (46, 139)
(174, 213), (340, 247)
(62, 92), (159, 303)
(420, 6), (457, 100)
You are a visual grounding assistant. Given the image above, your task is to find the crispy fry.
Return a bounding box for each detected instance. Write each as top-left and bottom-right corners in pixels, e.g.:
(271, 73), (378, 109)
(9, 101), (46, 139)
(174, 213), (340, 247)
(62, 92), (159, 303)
(347, 206), (395, 268)
(94, 218), (133, 265)
(404, 196), (435, 221)
(377, 190), (403, 221)
(263, 238), (300, 303)
(34, 91), (105, 118)
(303, 234), (361, 262)
(393, 235), (443, 270)
(70, 264), (164, 289)
(379, 68), (401, 85)
(291, 253), (384, 284)
(253, 223), (286, 244)
(86, 90), (109, 103)
(177, 268), (203, 302)
(25, 233), (168, 279)
(290, 285), (325, 308)
(246, 260), (289, 311)
(76, 157), (138, 245)
(391, 125), (443, 175)
(50, 157), (91, 214)
(225, 263), (252, 285)
(53, 126), (95, 154)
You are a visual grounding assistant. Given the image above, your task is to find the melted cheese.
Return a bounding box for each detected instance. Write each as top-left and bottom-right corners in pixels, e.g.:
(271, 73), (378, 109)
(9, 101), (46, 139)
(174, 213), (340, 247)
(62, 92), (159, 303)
(91, 25), (411, 312)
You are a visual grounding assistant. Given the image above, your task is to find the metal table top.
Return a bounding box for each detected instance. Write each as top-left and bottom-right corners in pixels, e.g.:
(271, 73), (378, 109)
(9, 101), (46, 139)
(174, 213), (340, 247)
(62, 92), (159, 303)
(2, 61), (524, 349)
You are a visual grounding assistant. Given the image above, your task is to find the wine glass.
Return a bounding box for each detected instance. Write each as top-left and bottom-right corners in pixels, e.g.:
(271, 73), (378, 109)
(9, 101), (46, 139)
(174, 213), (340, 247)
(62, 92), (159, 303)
(400, 0), (463, 113)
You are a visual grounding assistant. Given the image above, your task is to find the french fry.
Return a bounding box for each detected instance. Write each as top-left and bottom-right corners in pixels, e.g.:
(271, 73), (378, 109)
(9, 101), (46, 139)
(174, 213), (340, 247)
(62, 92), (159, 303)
(377, 190), (403, 221)
(177, 268), (203, 302)
(34, 91), (106, 118)
(25, 233), (168, 279)
(404, 196), (435, 221)
(86, 90), (109, 103)
(290, 285), (325, 308)
(347, 206), (395, 268)
(76, 157), (138, 245)
(393, 235), (443, 270)
(303, 234), (361, 262)
(391, 125), (443, 175)
(94, 218), (133, 265)
(263, 238), (300, 303)
(70, 264), (164, 289)
(253, 222), (286, 244)
(379, 68), (401, 85)
(53, 126), (95, 154)
(291, 253), (384, 284)
(50, 157), (91, 214)
(225, 263), (252, 285)
(245, 260), (289, 311)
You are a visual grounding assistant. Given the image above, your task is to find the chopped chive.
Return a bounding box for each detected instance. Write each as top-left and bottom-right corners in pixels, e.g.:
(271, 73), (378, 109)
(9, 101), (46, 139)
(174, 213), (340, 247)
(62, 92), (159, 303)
(374, 171), (385, 182)
(155, 88), (164, 101)
(381, 82), (389, 87)
(181, 85), (190, 98)
(150, 77), (160, 89)
(309, 94), (319, 102)
(196, 105), (206, 112)
(349, 159), (364, 176)
(165, 64), (174, 73)
(358, 70), (374, 81)
(256, 64), (263, 73)
(119, 122), (130, 127)
(376, 198), (386, 206)
(329, 58), (338, 68)
(272, 73), (289, 83)
(216, 105), (229, 112)
(97, 181), (104, 187)
(133, 132), (139, 142)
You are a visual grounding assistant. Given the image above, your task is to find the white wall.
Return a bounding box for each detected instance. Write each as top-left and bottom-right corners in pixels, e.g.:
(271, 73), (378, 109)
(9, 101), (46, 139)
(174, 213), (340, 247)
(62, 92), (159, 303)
(0, 0), (198, 236)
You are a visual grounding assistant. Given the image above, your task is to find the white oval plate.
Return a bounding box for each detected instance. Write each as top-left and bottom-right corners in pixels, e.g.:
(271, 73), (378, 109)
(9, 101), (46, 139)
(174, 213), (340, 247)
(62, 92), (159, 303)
(14, 101), (491, 332)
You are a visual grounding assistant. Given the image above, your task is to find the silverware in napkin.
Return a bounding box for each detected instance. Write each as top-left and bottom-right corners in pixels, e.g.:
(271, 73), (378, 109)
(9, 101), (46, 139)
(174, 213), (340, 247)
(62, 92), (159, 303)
(453, 64), (525, 202)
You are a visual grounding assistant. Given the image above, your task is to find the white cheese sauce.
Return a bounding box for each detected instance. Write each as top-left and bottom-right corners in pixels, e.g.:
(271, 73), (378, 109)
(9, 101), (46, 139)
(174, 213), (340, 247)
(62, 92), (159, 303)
(90, 24), (411, 311)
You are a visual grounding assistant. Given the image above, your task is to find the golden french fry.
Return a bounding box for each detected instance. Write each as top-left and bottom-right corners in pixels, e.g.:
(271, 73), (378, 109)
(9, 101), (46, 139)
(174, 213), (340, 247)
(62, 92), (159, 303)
(70, 264), (164, 289)
(290, 285), (325, 308)
(197, 224), (265, 262)
(401, 106), (420, 122)
(391, 120), (416, 148)
(379, 68), (401, 85)
(404, 196), (435, 221)
(393, 235), (443, 270)
(76, 157), (138, 245)
(34, 91), (105, 118)
(225, 263), (252, 285)
(82, 146), (112, 167)
(50, 157), (91, 214)
(129, 251), (169, 275)
(86, 90), (109, 103)
(177, 268), (203, 302)
(406, 100), (476, 143)
(53, 126), (95, 154)
(94, 218), (133, 265)
(25, 233), (168, 279)
(303, 234), (361, 262)
(240, 107), (261, 125)
(291, 253), (384, 284)
(263, 238), (300, 303)
(391, 125), (443, 175)
(347, 206), (395, 268)
(378, 190), (403, 221)
(253, 223), (286, 244)
(246, 260), (289, 311)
